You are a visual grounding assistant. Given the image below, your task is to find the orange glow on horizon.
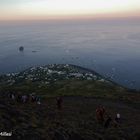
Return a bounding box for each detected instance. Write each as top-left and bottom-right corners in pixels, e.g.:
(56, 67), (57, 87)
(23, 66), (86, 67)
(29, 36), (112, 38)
(0, 0), (140, 20)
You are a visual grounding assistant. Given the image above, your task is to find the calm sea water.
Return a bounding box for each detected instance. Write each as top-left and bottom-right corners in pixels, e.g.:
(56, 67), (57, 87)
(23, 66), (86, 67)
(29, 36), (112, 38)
(0, 19), (140, 89)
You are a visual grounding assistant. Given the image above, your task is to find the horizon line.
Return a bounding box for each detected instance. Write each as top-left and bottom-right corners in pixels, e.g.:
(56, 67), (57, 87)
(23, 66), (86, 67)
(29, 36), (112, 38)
(0, 14), (140, 22)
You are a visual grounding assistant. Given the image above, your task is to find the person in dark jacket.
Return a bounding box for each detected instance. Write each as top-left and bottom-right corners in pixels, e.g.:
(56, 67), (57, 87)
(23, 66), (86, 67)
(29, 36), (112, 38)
(96, 105), (106, 124)
(104, 116), (112, 128)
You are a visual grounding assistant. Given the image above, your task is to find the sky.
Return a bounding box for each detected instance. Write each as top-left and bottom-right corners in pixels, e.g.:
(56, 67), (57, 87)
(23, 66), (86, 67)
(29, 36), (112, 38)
(0, 0), (140, 20)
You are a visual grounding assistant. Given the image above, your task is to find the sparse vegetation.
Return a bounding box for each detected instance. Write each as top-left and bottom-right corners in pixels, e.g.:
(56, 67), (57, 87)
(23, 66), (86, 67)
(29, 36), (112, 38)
(0, 64), (139, 140)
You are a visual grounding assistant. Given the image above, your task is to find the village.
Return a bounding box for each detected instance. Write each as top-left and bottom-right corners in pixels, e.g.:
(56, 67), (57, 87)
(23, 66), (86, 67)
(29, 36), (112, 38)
(0, 64), (108, 86)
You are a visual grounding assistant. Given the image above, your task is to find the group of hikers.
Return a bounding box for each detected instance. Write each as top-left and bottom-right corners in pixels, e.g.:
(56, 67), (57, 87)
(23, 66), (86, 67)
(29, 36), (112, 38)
(8, 91), (63, 110)
(8, 92), (120, 128)
(96, 105), (121, 128)
(9, 92), (41, 105)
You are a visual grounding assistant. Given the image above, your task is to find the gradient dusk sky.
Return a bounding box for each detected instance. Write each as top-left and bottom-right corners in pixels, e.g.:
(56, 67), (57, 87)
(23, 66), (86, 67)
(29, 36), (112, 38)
(0, 0), (140, 20)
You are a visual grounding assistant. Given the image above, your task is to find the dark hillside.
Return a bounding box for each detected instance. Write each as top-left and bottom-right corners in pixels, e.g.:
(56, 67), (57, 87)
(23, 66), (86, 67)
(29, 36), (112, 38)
(0, 65), (139, 140)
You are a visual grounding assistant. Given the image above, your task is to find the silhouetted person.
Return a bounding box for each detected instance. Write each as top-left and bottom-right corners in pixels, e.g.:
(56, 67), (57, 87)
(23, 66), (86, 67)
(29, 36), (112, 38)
(115, 113), (121, 123)
(9, 92), (15, 100)
(104, 116), (112, 128)
(36, 96), (41, 105)
(31, 95), (36, 102)
(17, 95), (21, 102)
(22, 95), (27, 103)
(56, 97), (63, 110)
(11, 94), (15, 100)
(96, 105), (106, 124)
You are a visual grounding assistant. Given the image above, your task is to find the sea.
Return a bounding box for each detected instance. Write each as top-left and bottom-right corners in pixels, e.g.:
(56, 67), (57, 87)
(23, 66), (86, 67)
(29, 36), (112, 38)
(0, 18), (140, 89)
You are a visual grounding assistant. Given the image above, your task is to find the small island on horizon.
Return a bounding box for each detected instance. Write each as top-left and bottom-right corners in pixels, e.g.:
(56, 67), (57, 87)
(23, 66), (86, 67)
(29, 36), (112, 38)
(19, 46), (24, 52)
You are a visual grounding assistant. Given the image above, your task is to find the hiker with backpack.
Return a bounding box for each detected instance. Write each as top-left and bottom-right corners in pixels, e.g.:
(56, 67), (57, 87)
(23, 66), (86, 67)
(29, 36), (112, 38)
(96, 105), (106, 124)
